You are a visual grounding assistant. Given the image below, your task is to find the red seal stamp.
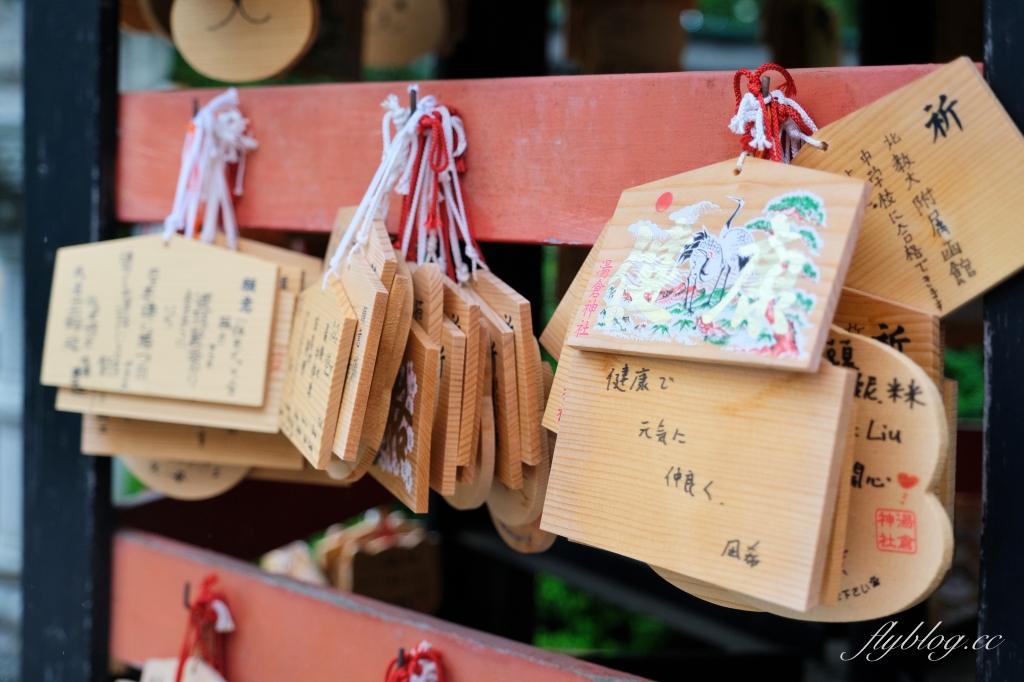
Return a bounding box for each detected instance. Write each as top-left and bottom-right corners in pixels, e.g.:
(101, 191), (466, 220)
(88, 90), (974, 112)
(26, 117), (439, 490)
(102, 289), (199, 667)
(875, 508), (917, 554)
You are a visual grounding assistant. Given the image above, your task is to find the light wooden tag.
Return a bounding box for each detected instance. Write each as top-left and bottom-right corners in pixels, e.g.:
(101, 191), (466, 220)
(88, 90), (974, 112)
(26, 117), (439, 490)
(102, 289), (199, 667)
(365, 220), (398, 292)
(120, 457), (248, 501)
(409, 262), (445, 345)
(81, 414), (304, 470)
(466, 286), (522, 489)
(430, 319), (465, 495)
(833, 288), (941, 383)
(731, 328), (951, 621)
(42, 234), (278, 405)
(490, 508), (557, 555)
(539, 224), (610, 361)
(358, 253), (413, 461)
(279, 277), (357, 468)
(171, 0), (319, 83)
(323, 207), (357, 276)
(215, 234), (322, 290)
(542, 229), (612, 435)
(794, 58), (1024, 315)
(446, 393), (496, 510)
(487, 356), (553, 526)
(363, 0), (447, 68)
(565, 158), (870, 372)
(248, 461), (353, 487)
(55, 248), (299, 430)
(654, 397), (860, 611)
(458, 323), (489, 485)
(472, 270), (544, 465)
(331, 253), (389, 462)
(442, 277), (482, 468)
(369, 321), (440, 513)
(542, 351), (855, 612)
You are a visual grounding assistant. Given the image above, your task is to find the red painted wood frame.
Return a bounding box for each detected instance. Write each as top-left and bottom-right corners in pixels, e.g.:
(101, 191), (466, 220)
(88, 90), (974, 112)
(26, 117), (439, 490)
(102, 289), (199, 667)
(117, 65), (947, 246)
(111, 530), (646, 681)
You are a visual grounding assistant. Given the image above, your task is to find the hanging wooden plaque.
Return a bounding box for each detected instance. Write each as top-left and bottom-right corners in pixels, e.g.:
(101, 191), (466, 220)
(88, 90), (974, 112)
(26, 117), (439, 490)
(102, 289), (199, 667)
(442, 277), (482, 468)
(539, 225), (610, 361)
(542, 230), (611, 435)
(42, 234), (279, 405)
(446, 391), (496, 509)
(56, 266), (299, 432)
(430, 318), (465, 495)
(794, 58), (1024, 316)
(331, 253), (389, 462)
(409, 262), (445, 346)
(565, 158), (870, 372)
(369, 322), (440, 513)
(120, 457), (249, 501)
(490, 509), (557, 555)
(728, 328), (951, 621)
(81, 414), (304, 470)
(472, 270), (544, 465)
(171, 0), (319, 83)
(832, 288), (941, 383)
(542, 351), (855, 612)
(278, 276), (357, 468)
(457, 324), (490, 486)
(466, 285), (522, 489)
(248, 462), (353, 487)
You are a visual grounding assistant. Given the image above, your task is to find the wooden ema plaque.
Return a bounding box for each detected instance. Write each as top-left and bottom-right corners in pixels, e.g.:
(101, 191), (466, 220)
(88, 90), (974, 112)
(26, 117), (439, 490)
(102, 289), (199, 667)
(170, 0), (319, 83)
(358, 254), (414, 464)
(542, 227), (611, 435)
(278, 276), (357, 468)
(539, 224), (610, 362)
(331, 253), (389, 463)
(487, 354), (552, 527)
(490, 508), (557, 555)
(56, 260), (300, 433)
(42, 234), (278, 405)
(442, 278), (482, 468)
(120, 457), (249, 501)
(456, 324), (490, 486)
(466, 286), (522, 490)
(794, 58), (1024, 316)
(565, 158), (870, 372)
(409, 262), (444, 346)
(430, 318), (465, 495)
(542, 351), (855, 612)
(369, 322), (440, 513)
(81, 415), (304, 470)
(735, 329), (950, 621)
(446, 329), (498, 509)
(472, 270), (545, 465)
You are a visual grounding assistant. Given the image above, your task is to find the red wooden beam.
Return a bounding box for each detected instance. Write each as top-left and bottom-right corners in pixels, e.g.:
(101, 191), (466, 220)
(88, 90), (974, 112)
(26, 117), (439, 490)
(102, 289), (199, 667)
(117, 66), (943, 245)
(110, 530), (648, 681)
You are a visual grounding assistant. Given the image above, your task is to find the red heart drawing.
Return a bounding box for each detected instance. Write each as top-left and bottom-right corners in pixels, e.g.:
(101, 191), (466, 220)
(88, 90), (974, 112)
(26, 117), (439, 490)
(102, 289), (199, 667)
(898, 473), (920, 489)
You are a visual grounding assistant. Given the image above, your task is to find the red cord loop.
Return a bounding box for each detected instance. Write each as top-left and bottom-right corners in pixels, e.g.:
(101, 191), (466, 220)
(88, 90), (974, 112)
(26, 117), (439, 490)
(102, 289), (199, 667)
(176, 573), (231, 682)
(384, 643), (444, 682)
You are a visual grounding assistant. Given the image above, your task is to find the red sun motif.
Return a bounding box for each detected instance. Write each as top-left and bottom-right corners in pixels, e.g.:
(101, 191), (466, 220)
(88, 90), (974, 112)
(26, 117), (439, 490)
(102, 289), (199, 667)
(655, 192), (673, 212)
(897, 473), (920, 489)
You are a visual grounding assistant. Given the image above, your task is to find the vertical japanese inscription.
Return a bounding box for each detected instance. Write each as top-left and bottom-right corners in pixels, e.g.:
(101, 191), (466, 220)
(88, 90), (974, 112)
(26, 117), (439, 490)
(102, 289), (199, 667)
(42, 235), (278, 405)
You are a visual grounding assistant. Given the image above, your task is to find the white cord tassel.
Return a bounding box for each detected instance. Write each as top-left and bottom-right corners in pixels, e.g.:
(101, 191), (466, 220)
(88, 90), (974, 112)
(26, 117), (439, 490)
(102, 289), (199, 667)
(163, 88), (257, 249)
(729, 89), (824, 166)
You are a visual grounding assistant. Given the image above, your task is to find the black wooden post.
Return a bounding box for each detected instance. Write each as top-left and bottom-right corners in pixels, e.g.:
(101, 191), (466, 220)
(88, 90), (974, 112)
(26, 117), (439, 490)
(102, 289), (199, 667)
(979, 1), (1024, 679)
(22, 0), (119, 680)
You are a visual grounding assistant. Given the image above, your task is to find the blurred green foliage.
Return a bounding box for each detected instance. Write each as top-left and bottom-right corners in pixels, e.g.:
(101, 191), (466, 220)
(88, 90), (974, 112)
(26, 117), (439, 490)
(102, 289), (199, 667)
(534, 574), (682, 654)
(945, 346), (983, 420)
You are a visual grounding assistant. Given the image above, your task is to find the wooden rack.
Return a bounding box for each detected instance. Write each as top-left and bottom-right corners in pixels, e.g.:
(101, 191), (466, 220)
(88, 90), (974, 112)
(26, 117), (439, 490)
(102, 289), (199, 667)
(21, 1), (1024, 680)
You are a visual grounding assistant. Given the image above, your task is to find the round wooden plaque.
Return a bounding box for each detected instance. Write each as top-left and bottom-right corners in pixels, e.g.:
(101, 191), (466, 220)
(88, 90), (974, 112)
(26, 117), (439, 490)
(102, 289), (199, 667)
(171, 0), (320, 83)
(121, 457), (249, 500)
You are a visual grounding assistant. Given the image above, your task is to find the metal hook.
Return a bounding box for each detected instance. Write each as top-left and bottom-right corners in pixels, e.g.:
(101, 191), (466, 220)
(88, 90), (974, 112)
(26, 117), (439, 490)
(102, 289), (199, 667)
(192, 98), (199, 118)
(397, 648), (405, 668)
(183, 581), (191, 610)
(760, 75), (770, 98)
(409, 89), (418, 116)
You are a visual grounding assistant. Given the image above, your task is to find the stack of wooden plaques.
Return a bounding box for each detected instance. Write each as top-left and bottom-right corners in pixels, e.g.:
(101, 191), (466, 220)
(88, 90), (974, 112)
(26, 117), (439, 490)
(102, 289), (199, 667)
(538, 58), (1024, 619)
(42, 232), (354, 499)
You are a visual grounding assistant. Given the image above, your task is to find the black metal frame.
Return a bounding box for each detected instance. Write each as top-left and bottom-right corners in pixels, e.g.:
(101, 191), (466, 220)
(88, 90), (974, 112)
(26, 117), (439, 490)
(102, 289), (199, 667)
(18, 0), (1024, 679)
(21, 0), (119, 680)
